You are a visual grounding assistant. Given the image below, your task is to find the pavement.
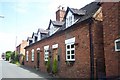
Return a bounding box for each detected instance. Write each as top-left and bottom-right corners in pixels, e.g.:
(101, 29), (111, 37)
(0, 60), (55, 80)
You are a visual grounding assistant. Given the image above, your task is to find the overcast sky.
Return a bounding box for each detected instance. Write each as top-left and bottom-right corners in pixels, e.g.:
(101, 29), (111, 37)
(0, 0), (95, 56)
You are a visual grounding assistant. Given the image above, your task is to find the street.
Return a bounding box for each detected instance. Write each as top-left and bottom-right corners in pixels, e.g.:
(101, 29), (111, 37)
(0, 60), (53, 80)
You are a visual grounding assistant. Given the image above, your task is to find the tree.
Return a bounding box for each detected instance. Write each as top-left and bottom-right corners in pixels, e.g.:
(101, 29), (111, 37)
(5, 51), (12, 61)
(10, 51), (19, 63)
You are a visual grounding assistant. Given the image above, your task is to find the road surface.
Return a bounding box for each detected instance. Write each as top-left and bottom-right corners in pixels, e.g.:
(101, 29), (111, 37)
(0, 60), (53, 79)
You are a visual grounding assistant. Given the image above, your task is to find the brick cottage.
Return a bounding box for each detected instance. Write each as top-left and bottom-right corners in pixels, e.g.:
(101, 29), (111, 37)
(24, 2), (120, 79)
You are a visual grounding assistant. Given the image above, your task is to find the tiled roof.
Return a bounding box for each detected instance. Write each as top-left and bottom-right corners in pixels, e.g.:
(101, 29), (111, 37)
(58, 2), (100, 32)
(27, 37), (33, 41)
(70, 8), (86, 15)
(52, 21), (64, 26)
(32, 32), (37, 38)
(37, 28), (49, 34)
(47, 20), (64, 30)
(76, 2), (100, 23)
(25, 2), (100, 49)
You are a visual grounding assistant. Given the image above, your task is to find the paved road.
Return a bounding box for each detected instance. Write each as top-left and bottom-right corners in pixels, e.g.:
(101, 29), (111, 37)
(0, 60), (53, 79)
(0, 60), (2, 80)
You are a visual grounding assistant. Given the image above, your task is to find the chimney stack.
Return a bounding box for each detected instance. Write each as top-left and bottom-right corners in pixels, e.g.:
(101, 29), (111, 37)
(56, 5), (65, 21)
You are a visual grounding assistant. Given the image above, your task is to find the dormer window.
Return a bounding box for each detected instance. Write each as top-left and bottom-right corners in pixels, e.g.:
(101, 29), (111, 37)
(65, 7), (86, 28)
(34, 36), (38, 42)
(32, 33), (38, 43)
(66, 11), (74, 28)
(27, 37), (33, 45)
(29, 40), (33, 45)
(48, 20), (64, 36)
(69, 15), (73, 26)
(37, 28), (48, 41)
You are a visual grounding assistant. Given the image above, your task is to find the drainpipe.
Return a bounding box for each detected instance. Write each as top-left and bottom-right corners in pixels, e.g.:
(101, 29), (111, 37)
(89, 19), (94, 80)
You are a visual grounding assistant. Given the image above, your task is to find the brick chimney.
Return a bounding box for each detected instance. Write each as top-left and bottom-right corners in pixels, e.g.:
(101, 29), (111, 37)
(56, 6), (65, 21)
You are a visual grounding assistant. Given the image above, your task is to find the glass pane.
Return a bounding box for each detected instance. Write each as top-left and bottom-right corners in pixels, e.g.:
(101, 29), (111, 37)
(67, 45), (70, 49)
(67, 55), (70, 59)
(71, 55), (75, 59)
(71, 50), (74, 54)
(116, 41), (120, 49)
(71, 44), (74, 48)
(67, 51), (70, 54)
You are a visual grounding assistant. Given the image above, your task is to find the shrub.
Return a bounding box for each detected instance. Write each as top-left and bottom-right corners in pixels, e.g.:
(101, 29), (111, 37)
(46, 58), (51, 73)
(52, 59), (58, 74)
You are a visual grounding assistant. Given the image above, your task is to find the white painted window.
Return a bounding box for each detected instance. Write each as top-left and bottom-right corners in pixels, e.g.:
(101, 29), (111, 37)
(65, 37), (75, 61)
(115, 39), (120, 51)
(66, 11), (74, 28)
(31, 49), (34, 61)
(44, 45), (49, 61)
(26, 51), (29, 61)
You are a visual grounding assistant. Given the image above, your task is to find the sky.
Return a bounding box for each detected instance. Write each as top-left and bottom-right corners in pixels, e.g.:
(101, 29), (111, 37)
(0, 0), (95, 56)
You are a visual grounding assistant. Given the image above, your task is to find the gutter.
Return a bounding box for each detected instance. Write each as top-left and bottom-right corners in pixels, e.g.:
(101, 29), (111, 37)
(89, 19), (94, 79)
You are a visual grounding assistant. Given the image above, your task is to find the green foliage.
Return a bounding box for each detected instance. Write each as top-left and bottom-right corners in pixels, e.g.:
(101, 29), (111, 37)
(46, 58), (50, 73)
(5, 51), (12, 61)
(52, 59), (58, 74)
(10, 51), (20, 65)
(15, 53), (19, 61)
(10, 51), (15, 61)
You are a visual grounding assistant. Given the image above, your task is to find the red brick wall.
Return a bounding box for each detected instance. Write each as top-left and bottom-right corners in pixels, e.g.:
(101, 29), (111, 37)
(24, 20), (104, 78)
(24, 22), (92, 78)
(102, 2), (120, 78)
(92, 20), (106, 78)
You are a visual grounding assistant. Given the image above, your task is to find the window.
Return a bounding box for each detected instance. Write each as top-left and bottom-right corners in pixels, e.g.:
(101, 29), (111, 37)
(66, 11), (74, 28)
(65, 37), (75, 61)
(29, 40), (33, 45)
(69, 16), (72, 26)
(66, 43), (75, 61)
(26, 51), (29, 61)
(34, 36), (38, 42)
(44, 45), (49, 61)
(115, 39), (120, 51)
(66, 18), (68, 27)
(41, 33), (46, 39)
(31, 49), (34, 61)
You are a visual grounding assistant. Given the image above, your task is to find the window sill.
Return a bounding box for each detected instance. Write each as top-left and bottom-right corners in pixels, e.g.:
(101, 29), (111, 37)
(65, 60), (75, 66)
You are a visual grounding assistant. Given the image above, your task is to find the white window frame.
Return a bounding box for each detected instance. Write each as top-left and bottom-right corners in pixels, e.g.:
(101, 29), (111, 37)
(65, 37), (75, 61)
(66, 11), (74, 28)
(31, 49), (34, 61)
(66, 43), (75, 61)
(44, 45), (49, 61)
(26, 51), (29, 61)
(115, 39), (120, 51)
